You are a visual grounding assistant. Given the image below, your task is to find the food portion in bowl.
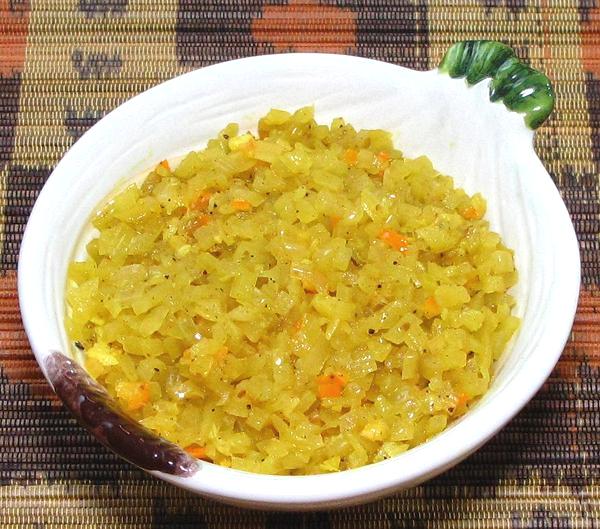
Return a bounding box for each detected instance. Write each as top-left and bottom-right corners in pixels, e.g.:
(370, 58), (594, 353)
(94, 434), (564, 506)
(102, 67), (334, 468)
(65, 107), (519, 475)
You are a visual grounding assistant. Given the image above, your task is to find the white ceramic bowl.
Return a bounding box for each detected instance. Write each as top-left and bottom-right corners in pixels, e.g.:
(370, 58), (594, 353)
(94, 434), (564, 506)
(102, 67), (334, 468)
(18, 46), (580, 510)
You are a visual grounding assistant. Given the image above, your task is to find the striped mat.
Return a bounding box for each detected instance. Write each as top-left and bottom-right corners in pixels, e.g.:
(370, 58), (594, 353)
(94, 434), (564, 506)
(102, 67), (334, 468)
(0, 1), (598, 527)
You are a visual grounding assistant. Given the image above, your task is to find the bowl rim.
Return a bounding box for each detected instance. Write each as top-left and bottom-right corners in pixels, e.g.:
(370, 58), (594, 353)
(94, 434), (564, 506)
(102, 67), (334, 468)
(17, 52), (581, 509)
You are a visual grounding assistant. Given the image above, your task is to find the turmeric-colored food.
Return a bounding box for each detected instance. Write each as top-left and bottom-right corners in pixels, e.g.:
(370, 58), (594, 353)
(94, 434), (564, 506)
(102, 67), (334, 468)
(65, 107), (519, 475)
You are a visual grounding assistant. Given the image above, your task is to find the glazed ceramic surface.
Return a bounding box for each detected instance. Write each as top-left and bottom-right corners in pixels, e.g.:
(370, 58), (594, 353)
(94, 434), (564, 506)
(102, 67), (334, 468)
(18, 43), (579, 510)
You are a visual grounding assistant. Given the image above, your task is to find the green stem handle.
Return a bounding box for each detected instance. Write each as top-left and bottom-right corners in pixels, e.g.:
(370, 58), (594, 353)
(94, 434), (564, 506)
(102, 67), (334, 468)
(439, 41), (555, 129)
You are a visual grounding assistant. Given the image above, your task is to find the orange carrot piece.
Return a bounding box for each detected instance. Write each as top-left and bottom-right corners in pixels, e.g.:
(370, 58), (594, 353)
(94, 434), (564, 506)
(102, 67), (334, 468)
(344, 148), (358, 166)
(159, 159), (170, 171)
(456, 393), (469, 407)
(231, 199), (252, 211)
(186, 214), (210, 236)
(376, 151), (390, 163)
(461, 206), (482, 220)
(453, 393), (470, 414)
(191, 191), (212, 211)
(317, 374), (347, 399)
(318, 384), (342, 398)
(197, 214), (211, 227)
(127, 382), (150, 411)
(185, 444), (208, 459)
(317, 374), (346, 385)
(379, 229), (409, 252)
(422, 296), (440, 319)
(330, 215), (341, 230)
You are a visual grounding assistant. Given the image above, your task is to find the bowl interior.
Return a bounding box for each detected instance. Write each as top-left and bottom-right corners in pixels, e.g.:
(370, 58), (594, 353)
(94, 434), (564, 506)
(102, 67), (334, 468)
(18, 53), (580, 509)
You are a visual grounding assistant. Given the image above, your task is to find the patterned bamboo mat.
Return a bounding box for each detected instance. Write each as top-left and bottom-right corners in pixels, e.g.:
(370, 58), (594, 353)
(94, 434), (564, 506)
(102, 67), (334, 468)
(1, 1), (598, 527)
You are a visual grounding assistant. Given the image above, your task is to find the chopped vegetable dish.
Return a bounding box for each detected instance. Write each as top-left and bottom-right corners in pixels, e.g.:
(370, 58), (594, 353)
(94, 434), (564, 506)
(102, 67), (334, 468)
(66, 107), (519, 474)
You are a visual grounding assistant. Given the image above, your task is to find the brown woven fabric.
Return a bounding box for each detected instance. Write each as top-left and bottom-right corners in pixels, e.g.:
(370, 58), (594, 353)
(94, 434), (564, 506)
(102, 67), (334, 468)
(0, 0), (598, 527)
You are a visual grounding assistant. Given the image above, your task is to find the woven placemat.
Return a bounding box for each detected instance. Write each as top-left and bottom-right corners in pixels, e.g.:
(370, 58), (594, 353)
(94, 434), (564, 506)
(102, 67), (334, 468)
(1, 1), (598, 527)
